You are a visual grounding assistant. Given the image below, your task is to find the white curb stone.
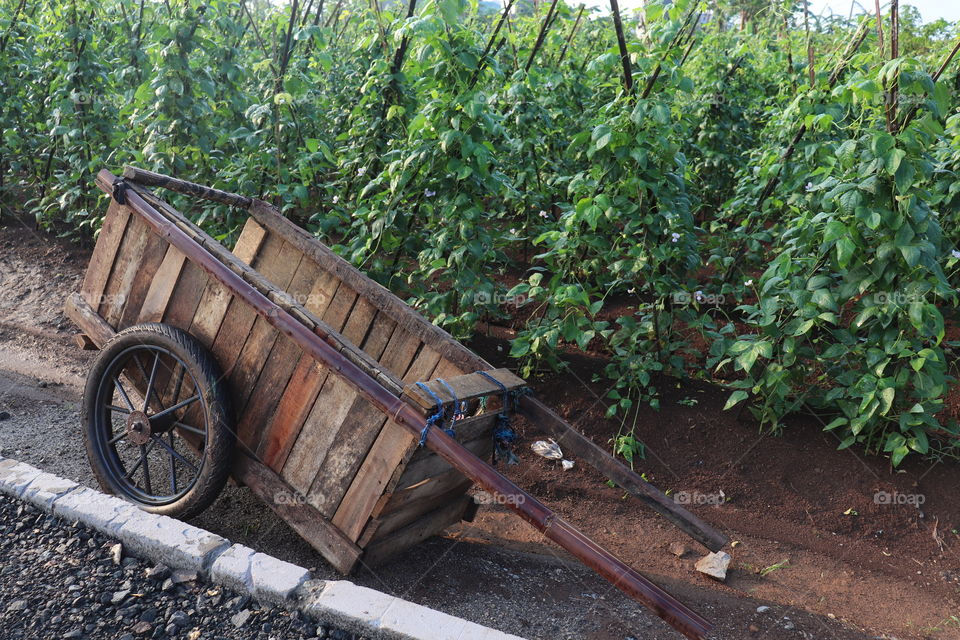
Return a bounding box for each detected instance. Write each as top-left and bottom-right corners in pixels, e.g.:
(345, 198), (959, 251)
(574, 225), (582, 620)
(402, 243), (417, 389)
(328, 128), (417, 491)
(249, 551), (311, 605)
(0, 459), (41, 498)
(117, 513), (230, 573)
(210, 544), (255, 592)
(302, 581), (525, 640)
(20, 471), (80, 509)
(0, 457), (525, 640)
(51, 486), (143, 534)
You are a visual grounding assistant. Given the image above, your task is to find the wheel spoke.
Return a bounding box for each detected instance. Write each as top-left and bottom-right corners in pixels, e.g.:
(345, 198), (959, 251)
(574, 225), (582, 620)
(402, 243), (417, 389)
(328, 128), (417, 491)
(140, 444), (153, 495)
(168, 432), (178, 494)
(151, 434), (198, 474)
(107, 404), (131, 415)
(173, 421), (205, 437)
(143, 352), (160, 413)
(151, 395), (199, 421)
(108, 430), (126, 446)
(122, 440), (154, 480)
(114, 378), (135, 411)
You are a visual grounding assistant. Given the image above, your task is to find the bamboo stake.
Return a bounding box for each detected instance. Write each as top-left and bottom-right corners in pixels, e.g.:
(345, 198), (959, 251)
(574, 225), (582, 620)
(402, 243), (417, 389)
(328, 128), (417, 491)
(886, 0), (899, 132)
(468, 0), (515, 88)
(525, 0), (560, 72)
(610, 0), (633, 94)
(557, 4), (585, 65)
(896, 35), (960, 133)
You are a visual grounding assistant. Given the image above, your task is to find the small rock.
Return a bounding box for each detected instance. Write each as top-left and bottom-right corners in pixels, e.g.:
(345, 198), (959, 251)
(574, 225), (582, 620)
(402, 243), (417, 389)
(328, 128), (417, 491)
(231, 610), (252, 628)
(160, 579), (174, 592)
(164, 623), (178, 636)
(170, 570), (197, 585)
(757, 605), (770, 613)
(38, 381), (48, 388)
(119, 635), (135, 640)
(146, 565), (171, 581)
(8, 600), (27, 612)
(140, 609), (158, 624)
(783, 620), (795, 631)
(110, 544), (123, 565)
(695, 551), (731, 581)
(0, 411), (10, 421)
(668, 542), (691, 558)
(112, 590), (130, 605)
(63, 631), (82, 639)
(168, 611), (189, 627)
(131, 621), (153, 636)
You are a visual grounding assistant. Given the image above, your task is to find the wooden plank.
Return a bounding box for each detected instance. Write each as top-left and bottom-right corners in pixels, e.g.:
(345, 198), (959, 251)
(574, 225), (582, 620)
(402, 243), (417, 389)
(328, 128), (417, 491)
(138, 246), (186, 323)
(402, 368), (526, 414)
(240, 334), (304, 452)
(64, 293), (117, 349)
(80, 200), (131, 310)
(373, 467), (473, 520)
(117, 226), (169, 331)
(325, 346), (443, 538)
(281, 375), (359, 494)
(396, 436), (493, 490)
(341, 297), (377, 346)
(258, 358), (331, 470)
(367, 477), (476, 541)
(232, 217), (268, 264)
(189, 218), (268, 347)
(361, 496), (472, 567)
(208, 233), (287, 382)
(228, 240), (304, 383)
(359, 312), (396, 361)
(161, 259), (208, 331)
(249, 200), (488, 374)
(99, 214), (152, 328)
(320, 282), (358, 335)
(232, 453), (362, 575)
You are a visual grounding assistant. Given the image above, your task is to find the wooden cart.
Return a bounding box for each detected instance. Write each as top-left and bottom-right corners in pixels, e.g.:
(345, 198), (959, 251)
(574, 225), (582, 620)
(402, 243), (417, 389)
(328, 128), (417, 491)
(65, 166), (728, 639)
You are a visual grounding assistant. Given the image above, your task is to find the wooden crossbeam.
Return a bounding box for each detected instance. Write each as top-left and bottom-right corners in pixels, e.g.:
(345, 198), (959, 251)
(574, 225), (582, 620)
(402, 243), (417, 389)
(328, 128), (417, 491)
(401, 368), (526, 414)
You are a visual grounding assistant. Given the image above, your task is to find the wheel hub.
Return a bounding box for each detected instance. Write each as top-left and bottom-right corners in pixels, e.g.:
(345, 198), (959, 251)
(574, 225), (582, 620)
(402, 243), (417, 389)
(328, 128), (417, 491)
(125, 411), (153, 446)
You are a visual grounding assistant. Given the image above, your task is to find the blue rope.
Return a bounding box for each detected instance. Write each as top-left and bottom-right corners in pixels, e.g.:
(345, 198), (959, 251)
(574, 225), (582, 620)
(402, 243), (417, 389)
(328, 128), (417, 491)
(436, 378), (465, 422)
(476, 371), (518, 464)
(414, 382), (445, 446)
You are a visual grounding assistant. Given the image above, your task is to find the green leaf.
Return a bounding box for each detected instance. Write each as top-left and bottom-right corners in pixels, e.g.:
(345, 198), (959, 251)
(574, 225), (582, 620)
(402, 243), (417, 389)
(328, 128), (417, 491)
(724, 390), (749, 410)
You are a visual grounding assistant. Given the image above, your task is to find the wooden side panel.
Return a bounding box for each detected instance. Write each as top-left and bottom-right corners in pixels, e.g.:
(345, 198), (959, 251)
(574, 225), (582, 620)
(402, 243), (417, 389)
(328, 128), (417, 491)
(99, 214), (152, 328)
(362, 496), (473, 567)
(161, 259), (209, 331)
(80, 200), (131, 310)
(314, 345), (442, 525)
(138, 247), (186, 323)
(189, 217), (267, 347)
(208, 233), (286, 384)
(117, 225), (170, 331)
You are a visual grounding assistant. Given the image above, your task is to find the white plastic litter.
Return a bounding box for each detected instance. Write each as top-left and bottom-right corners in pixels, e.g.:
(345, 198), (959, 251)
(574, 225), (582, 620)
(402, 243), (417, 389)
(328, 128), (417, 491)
(531, 438), (563, 460)
(561, 459), (575, 471)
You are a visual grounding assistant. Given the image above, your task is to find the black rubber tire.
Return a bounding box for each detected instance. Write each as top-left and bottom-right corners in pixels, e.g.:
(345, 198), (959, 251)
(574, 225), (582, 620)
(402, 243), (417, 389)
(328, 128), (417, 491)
(82, 322), (234, 520)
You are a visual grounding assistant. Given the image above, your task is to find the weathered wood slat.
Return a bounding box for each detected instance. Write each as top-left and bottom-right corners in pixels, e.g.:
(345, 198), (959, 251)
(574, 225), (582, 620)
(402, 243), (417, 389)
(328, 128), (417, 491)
(367, 477), (477, 542)
(402, 368), (526, 415)
(64, 292), (116, 348)
(232, 453), (362, 575)
(329, 346), (443, 540)
(373, 467), (473, 520)
(116, 224), (169, 331)
(397, 436), (493, 490)
(100, 214), (152, 328)
(138, 246), (186, 323)
(80, 200), (130, 310)
(281, 375), (358, 494)
(361, 496), (473, 567)
(161, 259), (209, 330)
(258, 358), (330, 470)
(188, 218), (267, 347)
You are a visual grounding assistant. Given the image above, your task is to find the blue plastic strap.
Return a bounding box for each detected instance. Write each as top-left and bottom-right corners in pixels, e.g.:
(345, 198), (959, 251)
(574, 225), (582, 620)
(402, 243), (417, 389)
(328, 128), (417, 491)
(414, 381), (445, 446)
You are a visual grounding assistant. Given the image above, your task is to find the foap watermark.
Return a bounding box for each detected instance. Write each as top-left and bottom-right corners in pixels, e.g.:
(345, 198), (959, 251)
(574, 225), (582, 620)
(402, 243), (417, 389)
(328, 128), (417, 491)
(672, 290), (725, 306)
(474, 291), (527, 308)
(673, 490), (726, 506)
(874, 490), (925, 507)
(273, 489), (307, 506)
(872, 291), (926, 305)
(474, 490), (526, 506)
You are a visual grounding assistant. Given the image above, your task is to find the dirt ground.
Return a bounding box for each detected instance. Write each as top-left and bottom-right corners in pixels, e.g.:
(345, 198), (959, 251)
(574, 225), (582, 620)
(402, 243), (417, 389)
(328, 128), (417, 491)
(0, 219), (958, 640)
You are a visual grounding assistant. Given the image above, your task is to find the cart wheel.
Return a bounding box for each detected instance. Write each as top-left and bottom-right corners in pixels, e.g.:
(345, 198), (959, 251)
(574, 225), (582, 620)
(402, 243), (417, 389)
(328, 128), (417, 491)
(82, 323), (234, 519)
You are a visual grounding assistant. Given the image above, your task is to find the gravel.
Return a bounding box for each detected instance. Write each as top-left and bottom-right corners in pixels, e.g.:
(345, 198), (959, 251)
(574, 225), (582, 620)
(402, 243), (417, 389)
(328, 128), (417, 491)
(0, 494), (363, 640)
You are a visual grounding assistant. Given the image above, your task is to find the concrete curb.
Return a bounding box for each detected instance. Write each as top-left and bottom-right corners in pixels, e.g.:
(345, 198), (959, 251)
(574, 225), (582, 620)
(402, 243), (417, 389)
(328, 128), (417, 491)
(0, 455), (525, 640)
